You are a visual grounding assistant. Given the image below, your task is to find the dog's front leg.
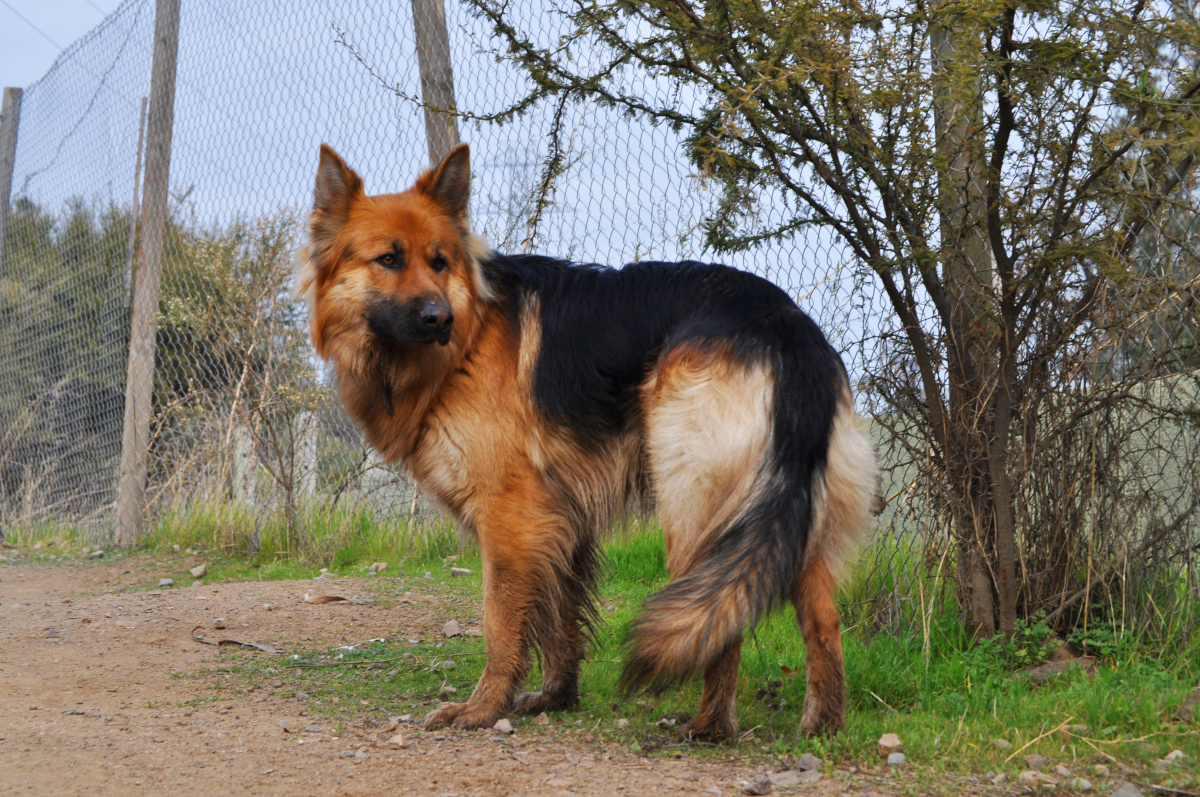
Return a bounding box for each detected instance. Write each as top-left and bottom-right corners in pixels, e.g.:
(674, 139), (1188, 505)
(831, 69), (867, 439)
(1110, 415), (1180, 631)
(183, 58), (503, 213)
(424, 488), (561, 731)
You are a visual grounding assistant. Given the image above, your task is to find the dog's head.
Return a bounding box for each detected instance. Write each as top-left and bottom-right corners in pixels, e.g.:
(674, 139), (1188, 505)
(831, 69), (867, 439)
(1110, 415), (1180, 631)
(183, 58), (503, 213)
(297, 144), (493, 372)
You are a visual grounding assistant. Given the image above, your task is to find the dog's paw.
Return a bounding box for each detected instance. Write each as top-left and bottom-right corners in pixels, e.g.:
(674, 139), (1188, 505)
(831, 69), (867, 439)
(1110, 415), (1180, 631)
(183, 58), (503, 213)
(513, 690), (579, 715)
(678, 717), (736, 744)
(423, 702), (469, 730)
(798, 702), (844, 737)
(425, 701), (507, 731)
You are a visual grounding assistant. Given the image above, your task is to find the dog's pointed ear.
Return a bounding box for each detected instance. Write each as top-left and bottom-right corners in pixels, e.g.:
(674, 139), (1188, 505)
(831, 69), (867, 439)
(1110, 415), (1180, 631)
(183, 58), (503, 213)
(417, 143), (470, 221)
(311, 144), (363, 243)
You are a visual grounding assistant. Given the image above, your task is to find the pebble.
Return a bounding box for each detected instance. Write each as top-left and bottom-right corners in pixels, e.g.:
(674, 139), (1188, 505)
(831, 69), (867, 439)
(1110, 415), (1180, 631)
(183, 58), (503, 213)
(386, 669), (399, 677)
(1018, 771), (1058, 789)
(1111, 783), (1145, 797)
(158, 578), (174, 588)
(398, 714), (413, 723)
(990, 773), (1006, 785)
(1092, 764), (1109, 777)
(1054, 764), (1073, 778)
(304, 725), (322, 733)
(213, 618), (226, 629)
(743, 774), (773, 795)
(89, 550), (104, 559)
(450, 567), (472, 577)
(189, 563), (207, 578)
(424, 571), (433, 580)
(616, 718), (629, 729)
(992, 738), (1012, 749)
(796, 753), (822, 771)
(442, 619), (463, 637)
(1068, 777), (1094, 792)
(1165, 749), (1187, 762)
(877, 733), (903, 758)
(887, 752), (906, 767)
(533, 712), (551, 726)
(769, 770), (822, 787)
(1024, 754), (1049, 771)
(465, 627), (483, 637)
(295, 692), (310, 701)
(340, 750), (356, 758)
(493, 718), (514, 734)
(368, 561), (388, 574)
(436, 660), (457, 670)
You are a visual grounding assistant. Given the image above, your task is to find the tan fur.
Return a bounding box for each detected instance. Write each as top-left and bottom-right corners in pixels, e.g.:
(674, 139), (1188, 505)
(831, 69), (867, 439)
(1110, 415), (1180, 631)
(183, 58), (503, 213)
(644, 344), (774, 574)
(806, 385), (878, 582)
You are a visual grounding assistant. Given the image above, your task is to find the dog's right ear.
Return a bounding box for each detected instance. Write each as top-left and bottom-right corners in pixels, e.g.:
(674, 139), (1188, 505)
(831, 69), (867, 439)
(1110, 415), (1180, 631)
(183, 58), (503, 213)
(311, 144), (363, 245)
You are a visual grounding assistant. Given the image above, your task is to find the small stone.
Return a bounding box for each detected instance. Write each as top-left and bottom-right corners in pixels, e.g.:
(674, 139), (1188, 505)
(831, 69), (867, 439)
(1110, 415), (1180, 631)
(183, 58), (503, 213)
(354, 750), (366, 760)
(1069, 777), (1094, 792)
(158, 578), (174, 588)
(189, 563), (207, 578)
(213, 618), (227, 629)
(990, 773), (1006, 785)
(89, 550), (104, 559)
(1091, 764), (1109, 777)
(655, 717), (677, 728)
(769, 770), (821, 787)
(304, 725), (322, 733)
(465, 627), (483, 637)
(387, 734), (405, 747)
(173, 544), (180, 551)
(450, 567), (472, 577)
(295, 692), (310, 701)
(439, 685), (458, 697)
(370, 561), (388, 574)
(1153, 759), (1173, 771)
(386, 669), (399, 677)
(743, 774), (773, 795)
(992, 738), (1012, 750)
(616, 718), (629, 729)
(424, 571), (433, 580)
(340, 750), (355, 758)
(185, 548), (193, 555)
(398, 715), (413, 723)
(192, 581), (202, 587)
(1024, 754), (1049, 771)
(493, 718), (514, 734)
(887, 752), (906, 767)
(796, 753), (822, 771)
(1110, 783), (1145, 797)
(280, 721), (296, 733)
(877, 733), (903, 758)
(1165, 749), (1187, 762)
(533, 712), (551, 726)
(1054, 764), (1073, 778)
(436, 660), (457, 670)
(442, 619), (463, 637)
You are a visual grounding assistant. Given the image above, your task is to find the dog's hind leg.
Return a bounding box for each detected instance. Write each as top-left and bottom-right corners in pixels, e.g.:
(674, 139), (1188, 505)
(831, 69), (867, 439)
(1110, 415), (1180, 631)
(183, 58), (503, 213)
(678, 633), (742, 743)
(792, 559), (845, 735)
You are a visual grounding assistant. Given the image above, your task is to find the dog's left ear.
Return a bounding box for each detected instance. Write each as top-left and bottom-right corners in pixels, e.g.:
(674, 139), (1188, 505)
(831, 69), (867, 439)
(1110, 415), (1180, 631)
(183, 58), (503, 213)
(417, 144), (470, 222)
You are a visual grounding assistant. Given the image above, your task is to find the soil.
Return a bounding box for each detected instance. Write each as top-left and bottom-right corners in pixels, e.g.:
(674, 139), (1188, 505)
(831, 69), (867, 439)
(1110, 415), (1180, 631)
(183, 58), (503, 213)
(0, 554), (936, 796)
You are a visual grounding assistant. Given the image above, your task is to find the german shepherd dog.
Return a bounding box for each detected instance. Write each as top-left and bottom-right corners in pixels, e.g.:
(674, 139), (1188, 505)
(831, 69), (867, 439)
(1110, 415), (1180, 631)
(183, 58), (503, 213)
(297, 143), (878, 740)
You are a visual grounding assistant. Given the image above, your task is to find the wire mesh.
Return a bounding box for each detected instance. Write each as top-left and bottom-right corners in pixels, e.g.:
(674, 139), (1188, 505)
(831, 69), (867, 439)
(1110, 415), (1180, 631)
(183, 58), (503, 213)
(0, 0), (1195, 642)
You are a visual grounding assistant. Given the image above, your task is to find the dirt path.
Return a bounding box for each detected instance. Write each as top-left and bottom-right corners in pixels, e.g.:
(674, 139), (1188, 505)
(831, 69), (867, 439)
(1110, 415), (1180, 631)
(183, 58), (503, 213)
(0, 555), (925, 796)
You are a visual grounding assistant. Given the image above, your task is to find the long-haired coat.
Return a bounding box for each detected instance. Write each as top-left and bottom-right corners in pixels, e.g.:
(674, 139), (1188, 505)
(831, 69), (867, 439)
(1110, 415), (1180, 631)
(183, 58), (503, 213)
(297, 143), (878, 740)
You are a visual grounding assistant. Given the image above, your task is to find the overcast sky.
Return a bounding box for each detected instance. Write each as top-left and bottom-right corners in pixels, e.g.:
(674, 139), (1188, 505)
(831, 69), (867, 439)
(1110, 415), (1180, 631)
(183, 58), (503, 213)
(1, 0), (123, 90)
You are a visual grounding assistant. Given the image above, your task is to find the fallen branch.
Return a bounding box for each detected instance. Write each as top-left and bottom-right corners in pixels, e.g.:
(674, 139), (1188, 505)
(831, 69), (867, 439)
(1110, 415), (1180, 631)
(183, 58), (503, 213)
(1005, 717), (1073, 763)
(191, 626), (284, 654)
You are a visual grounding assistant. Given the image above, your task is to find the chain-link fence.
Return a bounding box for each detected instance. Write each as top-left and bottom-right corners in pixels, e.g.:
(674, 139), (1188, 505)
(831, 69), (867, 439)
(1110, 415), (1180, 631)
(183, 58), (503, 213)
(0, 0), (1197, 640)
(0, 0), (858, 553)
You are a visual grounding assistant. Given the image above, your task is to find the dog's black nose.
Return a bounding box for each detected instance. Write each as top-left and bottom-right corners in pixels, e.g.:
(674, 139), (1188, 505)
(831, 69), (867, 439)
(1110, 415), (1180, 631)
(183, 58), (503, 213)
(420, 300), (453, 330)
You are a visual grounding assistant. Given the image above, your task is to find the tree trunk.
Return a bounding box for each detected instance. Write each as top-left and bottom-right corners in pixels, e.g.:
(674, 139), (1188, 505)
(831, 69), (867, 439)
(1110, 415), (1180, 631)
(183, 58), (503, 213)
(931, 23), (1017, 638)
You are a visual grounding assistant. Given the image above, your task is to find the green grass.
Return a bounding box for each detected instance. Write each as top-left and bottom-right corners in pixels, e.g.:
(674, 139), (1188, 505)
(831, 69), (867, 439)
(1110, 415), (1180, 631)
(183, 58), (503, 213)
(156, 526), (1200, 788)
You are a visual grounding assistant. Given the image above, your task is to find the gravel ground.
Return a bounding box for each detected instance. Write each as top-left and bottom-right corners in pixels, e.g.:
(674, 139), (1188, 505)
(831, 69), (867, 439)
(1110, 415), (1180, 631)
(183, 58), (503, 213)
(0, 554), (955, 796)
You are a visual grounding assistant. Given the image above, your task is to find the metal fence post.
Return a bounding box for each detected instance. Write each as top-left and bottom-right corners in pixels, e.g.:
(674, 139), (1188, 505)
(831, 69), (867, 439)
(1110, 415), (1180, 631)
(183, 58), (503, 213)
(411, 0), (460, 163)
(115, 0), (181, 546)
(0, 87), (23, 272)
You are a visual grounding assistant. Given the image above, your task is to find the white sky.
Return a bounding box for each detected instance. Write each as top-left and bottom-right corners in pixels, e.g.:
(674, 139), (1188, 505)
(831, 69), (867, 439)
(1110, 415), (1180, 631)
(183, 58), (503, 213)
(0, 0), (123, 90)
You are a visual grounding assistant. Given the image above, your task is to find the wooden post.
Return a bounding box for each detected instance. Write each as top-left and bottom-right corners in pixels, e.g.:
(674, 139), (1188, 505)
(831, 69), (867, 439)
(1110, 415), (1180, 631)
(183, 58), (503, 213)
(411, 0), (460, 163)
(115, 0), (181, 546)
(124, 96), (148, 307)
(0, 87), (23, 272)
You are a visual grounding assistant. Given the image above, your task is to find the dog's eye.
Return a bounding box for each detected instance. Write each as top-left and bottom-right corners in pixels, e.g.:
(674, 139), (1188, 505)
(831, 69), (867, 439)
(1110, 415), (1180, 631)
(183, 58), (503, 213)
(375, 252), (399, 269)
(430, 254), (448, 273)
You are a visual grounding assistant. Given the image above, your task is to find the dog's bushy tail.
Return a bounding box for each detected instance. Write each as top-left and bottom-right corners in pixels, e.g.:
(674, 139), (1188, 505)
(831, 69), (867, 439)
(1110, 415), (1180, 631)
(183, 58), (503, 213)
(620, 366), (876, 690)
